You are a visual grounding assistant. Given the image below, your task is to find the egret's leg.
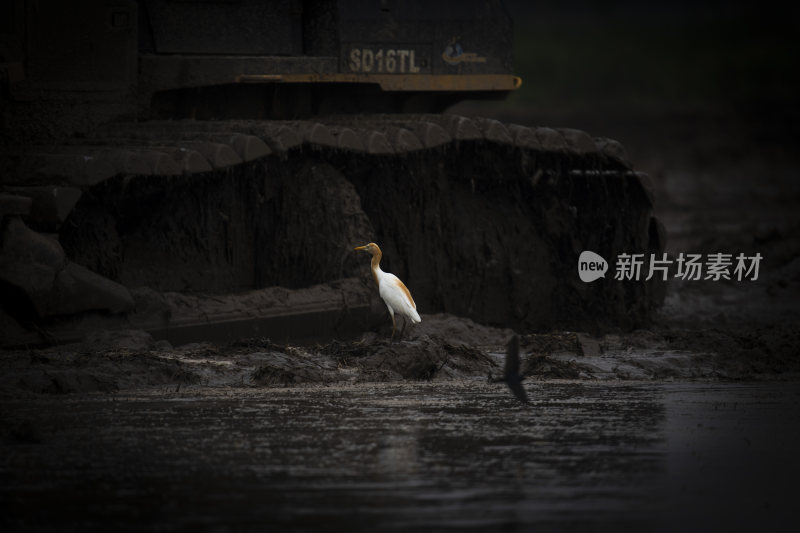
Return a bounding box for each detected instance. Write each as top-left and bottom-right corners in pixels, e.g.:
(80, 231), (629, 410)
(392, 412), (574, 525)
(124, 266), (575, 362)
(390, 313), (396, 342)
(399, 315), (407, 340)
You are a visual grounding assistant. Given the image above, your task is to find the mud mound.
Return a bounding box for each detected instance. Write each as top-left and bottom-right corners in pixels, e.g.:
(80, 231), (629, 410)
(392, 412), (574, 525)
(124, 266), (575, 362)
(250, 348), (344, 385)
(405, 313), (514, 347)
(4, 313), (797, 396)
(319, 334), (495, 381)
(0, 322), (500, 395)
(521, 331), (584, 356)
(0, 343), (198, 395)
(522, 354), (584, 379)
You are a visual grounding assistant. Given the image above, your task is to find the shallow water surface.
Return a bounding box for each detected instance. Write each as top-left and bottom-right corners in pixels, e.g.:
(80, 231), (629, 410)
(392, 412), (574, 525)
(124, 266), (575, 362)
(2, 381), (798, 532)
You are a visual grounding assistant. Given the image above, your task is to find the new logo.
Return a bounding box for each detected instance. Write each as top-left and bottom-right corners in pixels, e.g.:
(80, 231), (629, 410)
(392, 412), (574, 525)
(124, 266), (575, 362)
(578, 251), (608, 282)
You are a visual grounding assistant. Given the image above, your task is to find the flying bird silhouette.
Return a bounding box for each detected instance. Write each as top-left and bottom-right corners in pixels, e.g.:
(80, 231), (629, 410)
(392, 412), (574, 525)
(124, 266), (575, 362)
(489, 335), (529, 404)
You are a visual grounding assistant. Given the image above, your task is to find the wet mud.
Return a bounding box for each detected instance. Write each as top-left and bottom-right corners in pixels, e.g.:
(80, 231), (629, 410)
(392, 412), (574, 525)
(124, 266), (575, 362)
(2, 312), (798, 397)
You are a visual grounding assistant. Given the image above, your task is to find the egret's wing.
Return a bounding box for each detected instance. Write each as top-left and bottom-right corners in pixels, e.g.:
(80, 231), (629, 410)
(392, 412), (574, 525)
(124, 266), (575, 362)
(379, 273), (421, 323)
(504, 335), (521, 378)
(506, 381), (529, 404)
(392, 276), (416, 309)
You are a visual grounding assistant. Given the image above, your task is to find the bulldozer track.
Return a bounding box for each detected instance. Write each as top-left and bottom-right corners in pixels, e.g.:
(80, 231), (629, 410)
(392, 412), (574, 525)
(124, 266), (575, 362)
(3, 115), (635, 184)
(0, 115), (663, 347)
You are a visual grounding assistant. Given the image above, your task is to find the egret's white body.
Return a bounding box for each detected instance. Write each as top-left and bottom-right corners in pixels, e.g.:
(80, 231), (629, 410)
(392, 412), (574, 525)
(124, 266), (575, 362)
(354, 242), (421, 339)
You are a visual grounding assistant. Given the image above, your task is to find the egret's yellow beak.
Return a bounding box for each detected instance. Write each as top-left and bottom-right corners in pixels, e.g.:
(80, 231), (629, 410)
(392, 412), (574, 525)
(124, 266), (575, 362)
(354, 245), (367, 251)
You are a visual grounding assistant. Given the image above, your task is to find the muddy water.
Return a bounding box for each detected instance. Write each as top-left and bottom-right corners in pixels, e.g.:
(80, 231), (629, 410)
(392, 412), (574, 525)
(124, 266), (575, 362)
(2, 381), (798, 532)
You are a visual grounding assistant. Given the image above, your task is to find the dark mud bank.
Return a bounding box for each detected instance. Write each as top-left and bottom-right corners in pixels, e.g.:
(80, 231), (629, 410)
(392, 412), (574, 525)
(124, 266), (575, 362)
(2, 314), (797, 396)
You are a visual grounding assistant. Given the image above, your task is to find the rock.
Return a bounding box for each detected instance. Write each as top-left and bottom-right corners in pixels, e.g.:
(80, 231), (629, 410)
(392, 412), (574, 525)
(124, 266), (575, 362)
(0, 217), (66, 311)
(0, 217), (134, 318)
(47, 262), (134, 316)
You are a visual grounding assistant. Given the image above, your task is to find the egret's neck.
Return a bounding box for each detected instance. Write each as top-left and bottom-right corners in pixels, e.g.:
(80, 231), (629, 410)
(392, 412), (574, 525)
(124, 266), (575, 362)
(370, 249), (382, 287)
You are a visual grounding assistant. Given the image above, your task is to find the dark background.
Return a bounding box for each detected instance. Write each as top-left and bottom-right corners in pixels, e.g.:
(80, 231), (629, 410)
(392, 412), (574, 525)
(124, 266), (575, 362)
(456, 0), (800, 327)
(504, 0), (798, 115)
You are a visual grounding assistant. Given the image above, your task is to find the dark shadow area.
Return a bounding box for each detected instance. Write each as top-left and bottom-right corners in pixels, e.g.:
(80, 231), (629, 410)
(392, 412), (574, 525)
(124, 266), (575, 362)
(453, 0), (800, 332)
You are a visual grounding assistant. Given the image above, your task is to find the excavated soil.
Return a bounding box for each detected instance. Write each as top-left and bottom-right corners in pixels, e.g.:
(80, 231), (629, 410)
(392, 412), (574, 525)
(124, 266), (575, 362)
(2, 311), (798, 396)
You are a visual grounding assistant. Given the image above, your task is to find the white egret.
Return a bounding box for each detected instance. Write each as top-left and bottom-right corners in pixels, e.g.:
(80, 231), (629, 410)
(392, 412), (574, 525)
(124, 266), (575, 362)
(354, 242), (421, 340)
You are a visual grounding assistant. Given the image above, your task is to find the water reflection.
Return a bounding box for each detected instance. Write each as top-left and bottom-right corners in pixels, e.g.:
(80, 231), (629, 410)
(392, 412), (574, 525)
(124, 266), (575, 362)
(377, 424), (421, 476)
(2, 381), (797, 531)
